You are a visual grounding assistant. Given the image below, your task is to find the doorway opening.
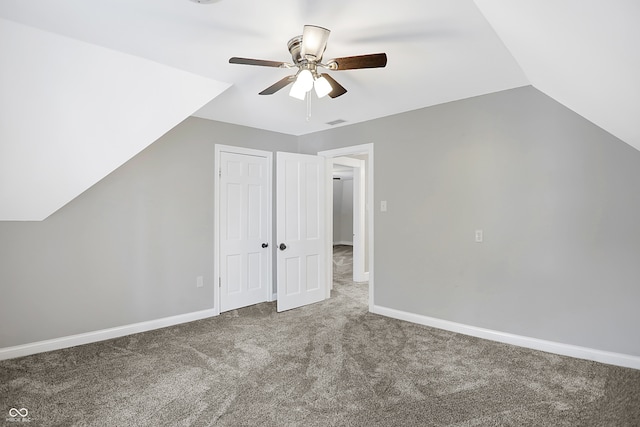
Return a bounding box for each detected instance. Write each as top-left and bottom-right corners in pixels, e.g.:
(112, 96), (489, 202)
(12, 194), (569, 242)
(320, 144), (374, 311)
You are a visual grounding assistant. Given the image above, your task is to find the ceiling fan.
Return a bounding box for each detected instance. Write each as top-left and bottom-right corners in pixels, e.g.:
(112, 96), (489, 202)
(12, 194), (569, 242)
(229, 25), (387, 100)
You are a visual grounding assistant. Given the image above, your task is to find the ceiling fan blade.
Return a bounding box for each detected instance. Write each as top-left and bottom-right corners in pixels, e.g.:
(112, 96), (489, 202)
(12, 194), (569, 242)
(259, 75), (296, 95)
(329, 53), (387, 70)
(229, 57), (286, 68)
(320, 74), (347, 98)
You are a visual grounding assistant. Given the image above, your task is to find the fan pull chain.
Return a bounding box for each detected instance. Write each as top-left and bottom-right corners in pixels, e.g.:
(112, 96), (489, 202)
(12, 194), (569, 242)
(306, 92), (312, 121)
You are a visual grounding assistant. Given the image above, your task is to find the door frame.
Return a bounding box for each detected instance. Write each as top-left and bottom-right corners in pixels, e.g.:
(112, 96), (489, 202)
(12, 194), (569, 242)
(319, 143), (374, 310)
(214, 144), (273, 315)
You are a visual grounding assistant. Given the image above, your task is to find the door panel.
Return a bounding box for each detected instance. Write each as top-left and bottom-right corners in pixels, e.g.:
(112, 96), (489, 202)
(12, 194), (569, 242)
(220, 151), (270, 312)
(277, 152), (326, 312)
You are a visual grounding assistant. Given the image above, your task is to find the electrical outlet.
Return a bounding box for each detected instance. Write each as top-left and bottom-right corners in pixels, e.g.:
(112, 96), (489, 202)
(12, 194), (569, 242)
(196, 276), (204, 288)
(475, 230), (483, 243)
(381, 200), (387, 212)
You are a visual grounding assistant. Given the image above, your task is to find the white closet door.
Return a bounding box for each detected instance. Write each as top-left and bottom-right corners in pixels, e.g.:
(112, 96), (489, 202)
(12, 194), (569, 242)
(220, 151), (270, 312)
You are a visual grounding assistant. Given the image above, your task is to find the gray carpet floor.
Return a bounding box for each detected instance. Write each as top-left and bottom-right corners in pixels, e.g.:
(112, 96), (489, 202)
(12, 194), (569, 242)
(2, 245), (640, 426)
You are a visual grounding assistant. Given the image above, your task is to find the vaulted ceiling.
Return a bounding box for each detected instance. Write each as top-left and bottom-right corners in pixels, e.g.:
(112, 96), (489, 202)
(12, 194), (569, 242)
(1, 0), (638, 220)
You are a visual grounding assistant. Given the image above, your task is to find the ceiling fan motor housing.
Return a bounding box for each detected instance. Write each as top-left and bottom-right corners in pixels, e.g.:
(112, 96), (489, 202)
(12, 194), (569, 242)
(287, 36), (303, 65)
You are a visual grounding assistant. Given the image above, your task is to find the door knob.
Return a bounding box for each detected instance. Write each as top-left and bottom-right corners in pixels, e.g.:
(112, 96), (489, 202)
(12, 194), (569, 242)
(279, 243), (287, 251)
(261, 243), (269, 248)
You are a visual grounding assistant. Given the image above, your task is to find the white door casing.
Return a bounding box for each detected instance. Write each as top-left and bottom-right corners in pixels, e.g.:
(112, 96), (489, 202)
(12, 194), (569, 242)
(276, 152), (327, 312)
(218, 149), (272, 313)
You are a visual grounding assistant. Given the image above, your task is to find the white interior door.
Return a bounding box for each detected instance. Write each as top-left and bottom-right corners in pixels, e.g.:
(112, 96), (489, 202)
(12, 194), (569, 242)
(219, 151), (271, 312)
(276, 152), (326, 312)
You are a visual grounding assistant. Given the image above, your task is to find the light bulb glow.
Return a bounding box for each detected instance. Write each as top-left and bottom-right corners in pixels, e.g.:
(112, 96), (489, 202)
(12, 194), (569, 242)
(314, 76), (332, 98)
(289, 79), (307, 100)
(297, 69), (314, 92)
(289, 69), (315, 100)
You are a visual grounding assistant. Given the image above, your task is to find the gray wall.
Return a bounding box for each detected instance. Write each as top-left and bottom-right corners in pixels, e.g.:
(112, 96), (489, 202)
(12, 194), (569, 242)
(332, 178), (354, 244)
(0, 117), (296, 348)
(3, 86), (640, 359)
(300, 86), (640, 357)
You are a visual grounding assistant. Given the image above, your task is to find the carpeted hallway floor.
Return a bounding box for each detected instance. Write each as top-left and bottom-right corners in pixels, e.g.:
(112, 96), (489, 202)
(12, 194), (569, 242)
(1, 245), (639, 426)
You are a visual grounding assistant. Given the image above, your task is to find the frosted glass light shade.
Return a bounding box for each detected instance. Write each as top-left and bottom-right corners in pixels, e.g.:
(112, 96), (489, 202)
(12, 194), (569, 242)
(296, 69), (314, 91)
(290, 69), (314, 100)
(300, 25), (330, 60)
(289, 80), (307, 100)
(314, 76), (332, 98)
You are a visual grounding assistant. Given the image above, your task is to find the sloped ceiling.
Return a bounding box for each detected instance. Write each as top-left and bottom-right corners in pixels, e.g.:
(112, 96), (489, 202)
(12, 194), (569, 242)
(0, 18), (230, 220)
(474, 0), (640, 152)
(0, 0), (638, 220)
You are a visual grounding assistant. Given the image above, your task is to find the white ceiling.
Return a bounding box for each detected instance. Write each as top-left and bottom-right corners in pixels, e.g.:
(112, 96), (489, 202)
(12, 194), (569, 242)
(1, 0), (638, 220)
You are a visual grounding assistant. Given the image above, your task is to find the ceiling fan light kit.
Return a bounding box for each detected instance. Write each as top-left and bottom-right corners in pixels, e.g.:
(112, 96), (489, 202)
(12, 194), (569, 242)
(229, 25), (387, 102)
(289, 68), (332, 100)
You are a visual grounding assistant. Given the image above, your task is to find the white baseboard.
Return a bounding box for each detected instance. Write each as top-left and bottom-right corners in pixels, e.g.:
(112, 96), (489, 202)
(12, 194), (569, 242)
(0, 309), (217, 361)
(6, 304), (638, 370)
(371, 305), (640, 370)
(354, 272), (369, 283)
(333, 241), (353, 246)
